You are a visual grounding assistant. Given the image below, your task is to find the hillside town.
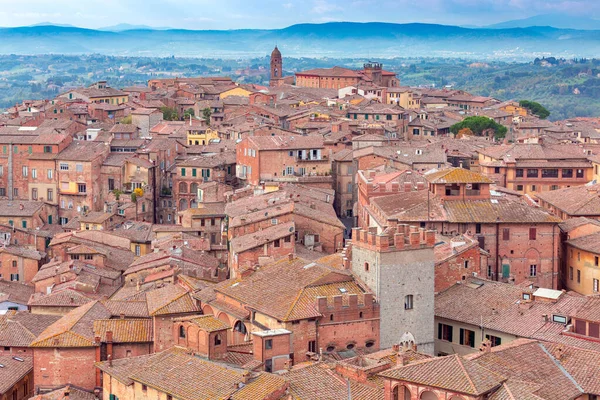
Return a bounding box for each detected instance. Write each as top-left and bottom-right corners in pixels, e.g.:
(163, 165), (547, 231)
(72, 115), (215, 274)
(1, 46), (600, 400)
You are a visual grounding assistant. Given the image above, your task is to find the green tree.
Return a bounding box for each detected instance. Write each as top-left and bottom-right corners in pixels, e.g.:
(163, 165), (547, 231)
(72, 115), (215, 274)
(120, 115), (132, 124)
(131, 187), (145, 221)
(183, 108), (195, 120)
(160, 106), (179, 121)
(519, 100), (551, 119)
(202, 107), (212, 125)
(112, 189), (123, 202)
(450, 116), (507, 140)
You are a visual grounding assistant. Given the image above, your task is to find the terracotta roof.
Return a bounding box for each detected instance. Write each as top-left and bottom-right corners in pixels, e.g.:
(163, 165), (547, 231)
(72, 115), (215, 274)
(102, 300), (149, 318)
(93, 319), (152, 343)
(28, 289), (94, 308)
(57, 141), (107, 162)
(174, 314), (230, 332)
(488, 379), (545, 400)
(0, 200), (43, 217)
(0, 355), (33, 394)
(559, 217), (600, 232)
(230, 221), (295, 253)
(284, 362), (383, 400)
(297, 66), (362, 78)
(566, 231), (600, 254)
(468, 341), (584, 400)
(216, 256), (363, 322)
(247, 135), (324, 151)
(146, 284), (199, 316)
(537, 184), (600, 216)
(96, 346), (287, 400)
(425, 167), (494, 184)
(0, 280), (35, 305)
(29, 385), (97, 400)
(443, 199), (561, 224)
(30, 301), (111, 347)
(571, 296), (600, 322)
(380, 354), (504, 396)
(0, 311), (61, 347)
(436, 278), (588, 341)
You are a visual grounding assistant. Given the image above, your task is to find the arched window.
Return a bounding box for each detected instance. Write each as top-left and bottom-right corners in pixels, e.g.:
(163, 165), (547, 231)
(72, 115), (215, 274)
(179, 199), (188, 211)
(464, 260), (469, 269)
(421, 391), (439, 400)
(234, 321), (247, 335)
(214, 334), (222, 346)
(326, 345), (335, 352)
(179, 182), (188, 193)
(346, 343), (355, 350)
(365, 340), (375, 348)
(179, 325), (186, 339)
(330, 314), (334, 321)
(364, 262), (369, 272)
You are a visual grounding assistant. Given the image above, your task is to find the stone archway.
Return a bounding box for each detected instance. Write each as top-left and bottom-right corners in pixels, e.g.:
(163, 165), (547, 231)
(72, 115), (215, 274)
(392, 385), (411, 400)
(202, 304), (214, 316)
(232, 320), (248, 345)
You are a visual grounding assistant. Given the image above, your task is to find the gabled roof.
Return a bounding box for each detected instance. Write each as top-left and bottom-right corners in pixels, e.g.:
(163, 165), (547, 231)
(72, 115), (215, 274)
(174, 314), (230, 332)
(93, 319), (152, 343)
(537, 184), (600, 216)
(145, 284), (199, 316)
(380, 354), (504, 396)
(0, 280), (35, 304)
(0, 355), (33, 394)
(96, 346), (287, 400)
(31, 301), (111, 347)
(216, 256), (364, 322)
(468, 341), (585, 400)
(0, 311), (61, 347)
(425, 167), (494, 184)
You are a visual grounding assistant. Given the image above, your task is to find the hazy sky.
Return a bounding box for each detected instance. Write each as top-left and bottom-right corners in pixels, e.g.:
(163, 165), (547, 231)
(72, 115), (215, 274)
(0, 0), (599, 29)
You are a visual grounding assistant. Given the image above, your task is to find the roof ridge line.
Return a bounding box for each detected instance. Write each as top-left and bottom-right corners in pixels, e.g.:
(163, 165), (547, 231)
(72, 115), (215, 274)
(456, 354), (478, 394)
(538, 342), (584, 394)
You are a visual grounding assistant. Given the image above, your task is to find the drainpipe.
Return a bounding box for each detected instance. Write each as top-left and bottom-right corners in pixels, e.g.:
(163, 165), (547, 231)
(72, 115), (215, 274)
(495, 223), (500, 281)
(8, 143), (13, 201)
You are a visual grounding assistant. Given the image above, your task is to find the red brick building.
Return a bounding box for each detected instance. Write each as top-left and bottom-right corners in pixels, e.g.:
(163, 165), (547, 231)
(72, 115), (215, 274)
(296, 63), (399, 89)
(236, 135), (330, 187)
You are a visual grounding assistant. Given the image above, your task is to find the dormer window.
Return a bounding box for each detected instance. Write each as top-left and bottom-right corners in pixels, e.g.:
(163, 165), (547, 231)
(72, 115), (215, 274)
(552, 315), (567, 324)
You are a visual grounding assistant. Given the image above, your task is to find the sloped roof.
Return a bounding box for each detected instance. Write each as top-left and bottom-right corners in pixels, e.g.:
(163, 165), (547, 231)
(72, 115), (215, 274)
(174, 314), (230, 332)
(145, 284), (199, 316)
(93, 319), (152, 343)
(380, 354), (504, 396)
(425, 167), (494, 184)
(537, 184), (600, 216)
(30, 301), (111, 347)
(469, 341), (584, 400)
(96, 346), (287, 400)
(0, 311), (60, 347)
(0, 355), (33, 394)
(216, 256), (363, 322)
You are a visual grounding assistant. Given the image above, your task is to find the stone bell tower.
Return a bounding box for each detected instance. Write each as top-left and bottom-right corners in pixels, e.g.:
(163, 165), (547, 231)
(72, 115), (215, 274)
(270, 46), (284, 87)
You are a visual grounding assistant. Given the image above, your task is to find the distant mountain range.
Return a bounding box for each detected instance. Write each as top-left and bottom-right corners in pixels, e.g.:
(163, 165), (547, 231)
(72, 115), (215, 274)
(1, 21), (600, 59)
(483, 14), (600, 31)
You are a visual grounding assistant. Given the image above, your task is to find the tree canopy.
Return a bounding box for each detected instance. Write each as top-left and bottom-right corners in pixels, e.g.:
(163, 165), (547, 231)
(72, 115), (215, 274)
(519, 100), (550, 119)
(160, 106), (178, 121)
(450, 116), (507, 139)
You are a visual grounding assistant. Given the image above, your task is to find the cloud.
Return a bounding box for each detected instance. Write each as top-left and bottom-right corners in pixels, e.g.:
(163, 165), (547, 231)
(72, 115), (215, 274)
(312, 0), (342, 14)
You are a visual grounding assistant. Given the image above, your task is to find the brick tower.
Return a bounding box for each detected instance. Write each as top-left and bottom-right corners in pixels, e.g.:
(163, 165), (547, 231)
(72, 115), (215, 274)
(270, 46), (284, 87)
(347, 221), (436, 354)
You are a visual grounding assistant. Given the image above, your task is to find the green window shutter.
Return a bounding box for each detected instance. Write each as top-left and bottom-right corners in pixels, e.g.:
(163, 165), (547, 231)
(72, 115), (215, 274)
(192, 169), (197, 177)
(28, 146), (32, 154)
(21, 220), (26, 228)
(181, 168), (186, 177)
(502, 264), (510, 278)
(206, 169), (210, 178)
(48, 215), (53, 225)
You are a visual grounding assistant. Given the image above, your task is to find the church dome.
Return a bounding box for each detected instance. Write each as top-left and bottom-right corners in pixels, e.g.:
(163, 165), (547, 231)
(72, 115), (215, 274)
(271, 46), (281, 58)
